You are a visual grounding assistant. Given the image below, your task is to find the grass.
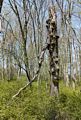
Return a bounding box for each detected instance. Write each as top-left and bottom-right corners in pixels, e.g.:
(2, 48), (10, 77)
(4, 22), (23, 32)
(0, 78), (81, 119)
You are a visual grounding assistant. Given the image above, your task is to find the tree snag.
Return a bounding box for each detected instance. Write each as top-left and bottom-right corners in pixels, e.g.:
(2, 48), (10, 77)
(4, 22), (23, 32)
(12, 6), (60, 99)
(46, 6), (59, 96)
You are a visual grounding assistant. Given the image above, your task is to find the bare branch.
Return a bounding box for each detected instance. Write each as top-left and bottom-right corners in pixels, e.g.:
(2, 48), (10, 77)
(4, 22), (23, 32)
(12, 44), (47, 99)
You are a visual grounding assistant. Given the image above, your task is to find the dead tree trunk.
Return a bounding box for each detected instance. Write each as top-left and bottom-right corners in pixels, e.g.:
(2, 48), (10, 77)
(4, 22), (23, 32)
(46, 7), (59, 96)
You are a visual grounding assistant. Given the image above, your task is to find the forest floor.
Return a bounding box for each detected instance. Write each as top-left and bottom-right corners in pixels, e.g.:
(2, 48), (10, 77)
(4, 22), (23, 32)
(0, 77), (81, 120)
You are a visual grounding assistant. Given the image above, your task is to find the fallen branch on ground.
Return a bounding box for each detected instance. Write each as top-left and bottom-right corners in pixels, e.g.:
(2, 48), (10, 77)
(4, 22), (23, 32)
(12, 44), (48, 99)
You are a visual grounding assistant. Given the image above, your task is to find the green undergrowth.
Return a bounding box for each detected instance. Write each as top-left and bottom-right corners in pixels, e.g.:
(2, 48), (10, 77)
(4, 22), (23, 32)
(0, 78), (81, 120)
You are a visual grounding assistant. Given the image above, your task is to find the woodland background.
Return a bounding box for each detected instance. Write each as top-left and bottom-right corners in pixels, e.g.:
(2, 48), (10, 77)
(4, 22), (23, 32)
(0, 0), (81, 120)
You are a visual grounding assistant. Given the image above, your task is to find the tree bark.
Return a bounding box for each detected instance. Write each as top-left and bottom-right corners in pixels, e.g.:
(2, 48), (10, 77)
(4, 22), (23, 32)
(46, 7), (59, 96)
